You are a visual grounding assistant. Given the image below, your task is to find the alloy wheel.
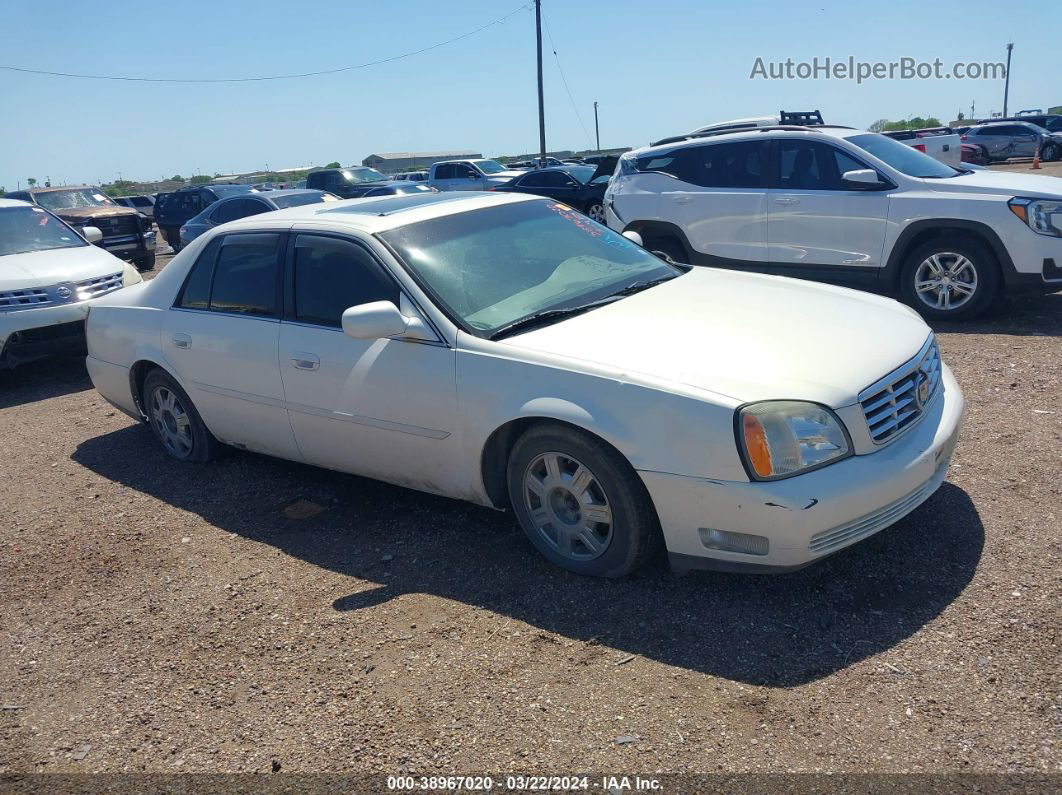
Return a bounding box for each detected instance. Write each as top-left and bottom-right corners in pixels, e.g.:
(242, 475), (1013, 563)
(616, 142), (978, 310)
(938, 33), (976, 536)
(150, 386), (194, 458)
(522, 452), (613, 561)
(587, 203), (606, 223)
(913, 252), (978, 312)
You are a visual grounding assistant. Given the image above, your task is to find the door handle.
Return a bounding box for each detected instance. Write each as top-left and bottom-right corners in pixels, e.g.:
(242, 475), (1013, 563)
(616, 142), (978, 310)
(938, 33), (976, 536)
(171, 332), (192, 349)
(290, 352), (320, 371)
(774, 196), (798, 205)
(672, 196), (692, 204)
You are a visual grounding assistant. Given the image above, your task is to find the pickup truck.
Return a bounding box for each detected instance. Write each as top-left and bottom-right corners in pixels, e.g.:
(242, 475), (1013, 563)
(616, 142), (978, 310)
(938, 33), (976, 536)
(428, 159), (526, 191)
(881, 127), (962, 168)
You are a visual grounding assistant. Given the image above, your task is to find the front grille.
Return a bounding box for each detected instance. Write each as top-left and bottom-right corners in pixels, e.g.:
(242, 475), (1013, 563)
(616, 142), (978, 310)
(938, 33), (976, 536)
(808, 474), (940, 554)
(94, 215), (140, 237)
(0, 287), (52, 310)
(76, 271), (124, 299)
(859, 338), (942, 445)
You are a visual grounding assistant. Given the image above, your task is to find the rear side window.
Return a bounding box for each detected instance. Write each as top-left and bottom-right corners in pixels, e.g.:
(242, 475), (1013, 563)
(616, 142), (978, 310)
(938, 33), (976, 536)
(211, 198), (247, 224)
(646, 141), (767, 189)
(291, 234), (398, 327)
(434, 164), (455, 179)
(209, 233), (281, 316)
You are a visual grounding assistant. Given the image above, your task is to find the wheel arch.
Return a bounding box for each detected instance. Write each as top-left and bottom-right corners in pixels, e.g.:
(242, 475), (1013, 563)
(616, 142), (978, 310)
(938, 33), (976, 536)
(883, 219), (1014, 290)
(621, 220), (695, 262)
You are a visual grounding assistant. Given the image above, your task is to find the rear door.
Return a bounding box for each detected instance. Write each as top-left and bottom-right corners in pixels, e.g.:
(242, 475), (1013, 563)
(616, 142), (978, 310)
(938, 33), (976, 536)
(277, 232), (462, 493)
(658, 140), (770, 264)
(162, 231), (301, 460)
(767, 139), (890, 284)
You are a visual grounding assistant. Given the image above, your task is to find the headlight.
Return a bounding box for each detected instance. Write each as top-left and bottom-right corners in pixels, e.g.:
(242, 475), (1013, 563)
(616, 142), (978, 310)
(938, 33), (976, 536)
(737, 401), (851, 481)
(1009, 197), (1062, 237)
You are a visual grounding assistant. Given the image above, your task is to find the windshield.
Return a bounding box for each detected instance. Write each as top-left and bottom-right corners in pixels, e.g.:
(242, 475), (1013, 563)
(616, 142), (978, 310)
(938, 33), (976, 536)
(270, 192), (330, 209)
(846, 133), (960, 178)
(379, 199), (679, 337)
(33, 188), (116, 211)
(566, 166), (596, 184)
(0, 206), (86, 256)
(475, 160), (508, 175)
(343, 168), (388, 184)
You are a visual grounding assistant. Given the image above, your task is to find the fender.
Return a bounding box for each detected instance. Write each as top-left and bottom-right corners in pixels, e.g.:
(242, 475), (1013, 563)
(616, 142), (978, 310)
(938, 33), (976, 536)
(882, 218), (1018, 289)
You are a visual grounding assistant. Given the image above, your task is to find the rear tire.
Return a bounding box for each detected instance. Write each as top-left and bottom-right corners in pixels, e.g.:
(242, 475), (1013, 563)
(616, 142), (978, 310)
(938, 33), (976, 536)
(898, 235), (1000, 321)
(506, 423), (661, 577)
(143, 370), (219, 462)
(164, 229), (182, 253)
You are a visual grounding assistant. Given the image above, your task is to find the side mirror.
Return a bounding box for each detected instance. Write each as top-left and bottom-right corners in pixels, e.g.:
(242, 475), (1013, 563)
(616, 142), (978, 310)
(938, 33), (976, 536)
(621, 230), (643, 247)
(842, 169), (887, 189)
(341, 301), (435, 342)
(82, 225), (103, 243)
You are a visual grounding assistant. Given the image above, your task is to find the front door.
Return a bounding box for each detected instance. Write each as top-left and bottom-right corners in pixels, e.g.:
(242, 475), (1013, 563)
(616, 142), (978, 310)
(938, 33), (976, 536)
(277, 233), (462, 496)
(162, 231), (302, 460)
(767, 139), (890, 286)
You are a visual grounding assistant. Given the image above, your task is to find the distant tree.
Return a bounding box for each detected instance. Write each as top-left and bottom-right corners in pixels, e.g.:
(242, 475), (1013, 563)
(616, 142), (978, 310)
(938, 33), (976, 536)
(0, 187), (5, 197)
(27, 177), (37, 187)
(868, 119), (889, 132)
(189, 175), (212, 184)
(880, 116), (943, 132)
(170, 174), (184, 182)
(325, 161), (341, 168)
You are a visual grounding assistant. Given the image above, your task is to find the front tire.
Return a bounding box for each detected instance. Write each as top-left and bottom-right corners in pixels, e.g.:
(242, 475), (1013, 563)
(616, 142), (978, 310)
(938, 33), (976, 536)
(143, 370), (219, 462)
(134, 252), (156, 271)
(1041, 142), (1060, 162)
(506, 423), (661, 577)
(898, 236), (999, 321)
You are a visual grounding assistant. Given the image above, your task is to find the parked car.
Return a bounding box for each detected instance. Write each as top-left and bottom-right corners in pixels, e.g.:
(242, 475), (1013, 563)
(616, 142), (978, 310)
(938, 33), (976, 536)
(393, 171), (429, 182)
(178, 189), (340, 246)
(491, 164), (612, 222)
(428, 159), (526, 191)
(0, 199), (142, 370)
(155, 185), (258, 254)
(962, 121), (1062, 162)
(85, 192), (963, 577)
(605, 124), (1062, 320)
(881, 127), (962, 168)
(114, 194), (156, 219)
(977, 114), (1062, 134)
(961, 142), (990, 165)
(6, 186), (156, 270)
(305, 167), (419, 200)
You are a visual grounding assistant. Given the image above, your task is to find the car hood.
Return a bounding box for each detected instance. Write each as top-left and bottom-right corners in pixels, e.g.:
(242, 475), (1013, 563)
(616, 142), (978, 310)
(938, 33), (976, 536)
(926, 170), (1062, 198)
(0, 244), (128, 290)
(52, 206), (138, 221)
(485, 171), (527, 181)
(500, 268), (931, 407)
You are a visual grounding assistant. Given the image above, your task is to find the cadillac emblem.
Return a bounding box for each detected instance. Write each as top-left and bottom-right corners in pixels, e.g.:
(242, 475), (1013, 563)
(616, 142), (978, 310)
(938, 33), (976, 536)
(914, 368), (931, 409)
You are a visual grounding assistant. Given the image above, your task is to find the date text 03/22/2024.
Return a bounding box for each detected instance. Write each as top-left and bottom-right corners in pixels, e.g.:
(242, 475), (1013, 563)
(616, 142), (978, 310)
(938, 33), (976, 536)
(385, 775), (664, 791)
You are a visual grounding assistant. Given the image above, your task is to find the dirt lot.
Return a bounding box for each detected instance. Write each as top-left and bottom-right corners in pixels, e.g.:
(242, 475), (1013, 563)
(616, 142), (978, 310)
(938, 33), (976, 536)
(0, 242), (1059, 781)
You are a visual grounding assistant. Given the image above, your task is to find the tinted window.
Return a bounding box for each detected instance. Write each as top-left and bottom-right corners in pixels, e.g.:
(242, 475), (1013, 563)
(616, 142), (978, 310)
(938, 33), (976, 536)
(209, 233), (281, 316)
(306, 172), (326, 189)
(177, 237), (221, 310)
(212, 198), (247, 224)
(776, 141), (855, 190)
(517, 172), (551, 188)
(271, 192), (327, 209)
(242, 198), (272, 216)
(669, 141), (767, 188)
(292, 235), (398, 327)
(434, 164), (455, 179)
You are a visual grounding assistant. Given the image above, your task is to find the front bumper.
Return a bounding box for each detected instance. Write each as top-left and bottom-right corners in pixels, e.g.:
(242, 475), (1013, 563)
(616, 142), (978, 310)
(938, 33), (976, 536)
(99, 230), (156, 260)
(0, 302), (93, 369)
(641, 364), (965, 573)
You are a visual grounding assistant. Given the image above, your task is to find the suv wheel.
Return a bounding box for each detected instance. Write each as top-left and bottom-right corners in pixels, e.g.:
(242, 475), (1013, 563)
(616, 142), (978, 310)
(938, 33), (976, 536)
(899, 236), (999, 321)
(1041, 142), (1061, 161)
(143, 370), (219, 462)
(506, 423), (661, 577)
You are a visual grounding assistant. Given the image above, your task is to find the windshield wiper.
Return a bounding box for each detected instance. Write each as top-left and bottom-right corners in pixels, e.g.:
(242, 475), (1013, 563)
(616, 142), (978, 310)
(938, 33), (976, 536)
(488, 274), (680, 340)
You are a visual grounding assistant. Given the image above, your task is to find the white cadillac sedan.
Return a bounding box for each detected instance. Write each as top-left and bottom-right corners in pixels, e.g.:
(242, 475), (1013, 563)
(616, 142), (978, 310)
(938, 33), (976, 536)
(86, 192), (963, 577)
(1, 198), (143, 370)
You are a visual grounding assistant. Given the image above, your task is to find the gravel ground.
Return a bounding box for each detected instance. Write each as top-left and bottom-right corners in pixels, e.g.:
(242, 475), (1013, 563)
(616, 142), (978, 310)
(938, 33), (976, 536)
(0, 244), (1059, 780)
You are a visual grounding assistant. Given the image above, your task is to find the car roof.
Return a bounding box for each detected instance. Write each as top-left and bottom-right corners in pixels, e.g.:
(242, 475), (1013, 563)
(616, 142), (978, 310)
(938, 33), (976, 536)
(0, 198), (33, 207)
(215, 191), (537, 234)
(971, 121), (1036, 129)
(22, 184), (98, 193)
(635, 125), (865, 155)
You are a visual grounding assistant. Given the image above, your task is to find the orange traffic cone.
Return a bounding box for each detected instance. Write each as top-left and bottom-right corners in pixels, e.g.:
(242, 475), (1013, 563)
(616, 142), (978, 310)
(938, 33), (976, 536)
(1032, 145), (1042, 169)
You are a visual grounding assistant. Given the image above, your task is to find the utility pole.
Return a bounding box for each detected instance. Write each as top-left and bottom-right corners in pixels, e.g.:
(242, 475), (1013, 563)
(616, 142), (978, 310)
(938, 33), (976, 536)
(593, 101), (600, 152)
(535, 0), (546, 168)
(1003, 42), (1013, 118)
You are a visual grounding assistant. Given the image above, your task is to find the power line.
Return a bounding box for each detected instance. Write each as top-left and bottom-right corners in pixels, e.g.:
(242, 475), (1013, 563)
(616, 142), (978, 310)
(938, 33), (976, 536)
(0, 3), (532, 83)
(541, 10), (594, 150)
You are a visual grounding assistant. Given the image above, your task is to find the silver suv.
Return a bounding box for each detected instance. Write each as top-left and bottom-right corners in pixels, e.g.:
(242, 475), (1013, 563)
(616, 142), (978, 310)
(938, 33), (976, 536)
(962, 121), (1062, 162)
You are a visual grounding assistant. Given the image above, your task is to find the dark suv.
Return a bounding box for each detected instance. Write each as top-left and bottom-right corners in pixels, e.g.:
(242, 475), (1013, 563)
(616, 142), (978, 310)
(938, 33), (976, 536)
(305, 167), (425, 199)
(6, 185), (156, 270)
(154, 184), (256, 252)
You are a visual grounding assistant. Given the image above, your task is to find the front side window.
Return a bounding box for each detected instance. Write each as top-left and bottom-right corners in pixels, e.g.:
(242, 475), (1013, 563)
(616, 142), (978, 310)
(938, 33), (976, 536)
(292, 235), (398, 327)
(0, 206), (86, 256)
(32, 188), (115, 211)
(211, 198), (247, 224)
(379, 199), (679, 337)
(342, 168), (387, 184)
(475, 160), (507, 174)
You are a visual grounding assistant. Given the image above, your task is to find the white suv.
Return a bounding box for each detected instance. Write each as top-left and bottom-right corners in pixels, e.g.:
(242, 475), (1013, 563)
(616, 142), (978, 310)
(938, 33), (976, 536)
(605, 124), (1062, 319)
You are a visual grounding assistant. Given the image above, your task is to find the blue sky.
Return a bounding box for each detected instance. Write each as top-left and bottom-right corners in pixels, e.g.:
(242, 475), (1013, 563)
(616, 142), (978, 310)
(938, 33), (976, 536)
(0, 0), (1055, 190)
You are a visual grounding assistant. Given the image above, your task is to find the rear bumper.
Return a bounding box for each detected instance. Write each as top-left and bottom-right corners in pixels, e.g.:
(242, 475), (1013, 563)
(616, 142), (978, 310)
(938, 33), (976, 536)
(641, 364), (964, 573)
(85, 355), (140, 419)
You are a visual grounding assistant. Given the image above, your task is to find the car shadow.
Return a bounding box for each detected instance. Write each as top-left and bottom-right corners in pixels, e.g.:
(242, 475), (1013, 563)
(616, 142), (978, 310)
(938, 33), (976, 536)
(73, 425), (984, 688)
(0, 356), (93, 410)
(929, 290), (1061, 337)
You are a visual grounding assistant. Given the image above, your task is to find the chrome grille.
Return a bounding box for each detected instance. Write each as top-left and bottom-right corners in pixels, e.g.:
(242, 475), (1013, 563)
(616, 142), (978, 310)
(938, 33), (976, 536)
(75, 271), (124, 299)
(859, 338), (942, 445)
(0, 287), (52, 311)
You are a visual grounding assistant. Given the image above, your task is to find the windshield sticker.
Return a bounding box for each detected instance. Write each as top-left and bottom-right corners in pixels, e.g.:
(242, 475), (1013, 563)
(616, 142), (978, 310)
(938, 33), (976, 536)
(547, 202), (636, 252)
(93, 194), (107, 202)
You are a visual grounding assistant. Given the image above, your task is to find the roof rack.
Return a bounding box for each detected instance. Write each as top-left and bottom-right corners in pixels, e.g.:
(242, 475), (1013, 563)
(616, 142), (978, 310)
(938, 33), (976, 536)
(649, 123), (852, 148)
(779, 109), (824, 126)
